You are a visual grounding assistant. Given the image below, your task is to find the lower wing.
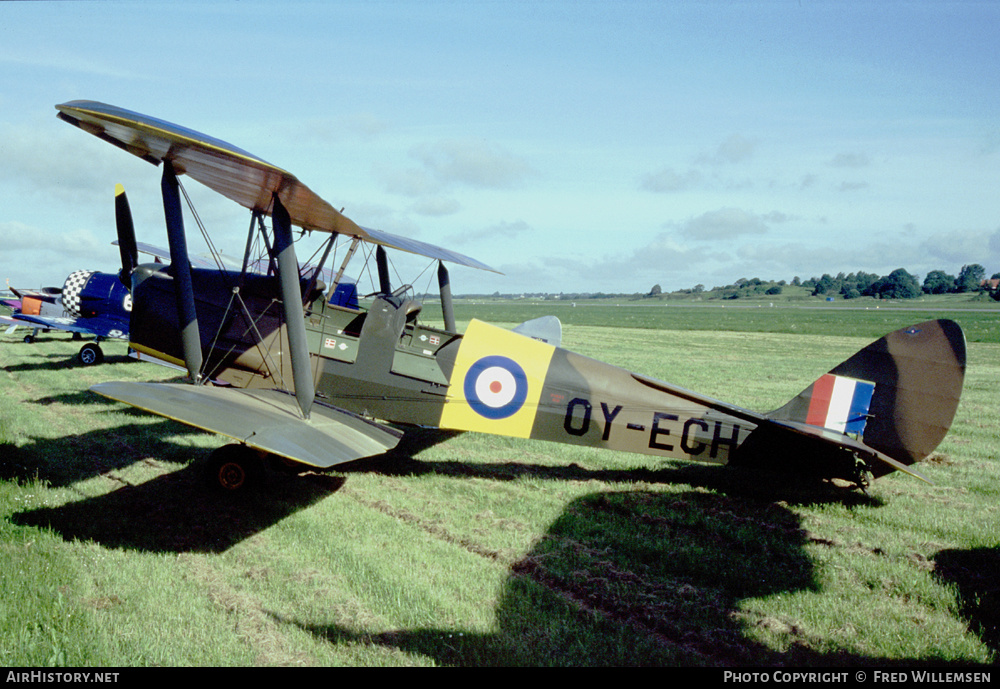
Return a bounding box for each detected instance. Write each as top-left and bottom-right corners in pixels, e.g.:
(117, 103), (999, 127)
(91, 381), (402, 468)
(11, 313), (129, 340)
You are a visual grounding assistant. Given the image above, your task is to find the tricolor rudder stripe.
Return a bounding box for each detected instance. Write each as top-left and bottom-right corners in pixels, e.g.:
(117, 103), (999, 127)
(440, 320), (555, 437)
(805, 374), (875, 435)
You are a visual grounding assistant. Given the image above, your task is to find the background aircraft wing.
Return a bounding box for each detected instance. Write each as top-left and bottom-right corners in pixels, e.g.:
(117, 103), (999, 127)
(58, 100), (498, 273)
(10, 313), (129, 340)
(90, 381), (402, 468)
(10, 288), (60, 303)
(117, 240), (233, 270)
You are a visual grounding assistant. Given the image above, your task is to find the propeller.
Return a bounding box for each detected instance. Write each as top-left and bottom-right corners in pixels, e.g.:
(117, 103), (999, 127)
(115, 183), (138, 287)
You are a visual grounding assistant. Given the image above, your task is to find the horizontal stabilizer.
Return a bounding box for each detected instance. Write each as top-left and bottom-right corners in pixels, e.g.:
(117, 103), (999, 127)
(91, 382), (402, 468)
(768, 419), (931, 483)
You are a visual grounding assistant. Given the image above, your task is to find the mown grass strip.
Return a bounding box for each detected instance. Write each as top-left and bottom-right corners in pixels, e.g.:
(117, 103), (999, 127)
(1, 308), (997, 666)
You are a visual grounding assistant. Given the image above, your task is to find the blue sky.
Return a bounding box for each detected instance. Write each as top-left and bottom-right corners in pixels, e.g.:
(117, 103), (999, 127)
(2, 1), (998, 296)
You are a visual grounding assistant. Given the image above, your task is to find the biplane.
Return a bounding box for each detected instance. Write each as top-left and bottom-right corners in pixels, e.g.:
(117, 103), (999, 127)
(55, 100), (967, 493)
(2, 253), (131, 365)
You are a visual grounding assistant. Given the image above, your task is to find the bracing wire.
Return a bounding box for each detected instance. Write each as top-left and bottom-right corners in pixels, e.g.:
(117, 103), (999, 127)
(177, 178), (230, 276)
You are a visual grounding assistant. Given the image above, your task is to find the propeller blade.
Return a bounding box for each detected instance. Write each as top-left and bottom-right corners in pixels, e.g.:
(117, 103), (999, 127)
(115, 183), (138, 286)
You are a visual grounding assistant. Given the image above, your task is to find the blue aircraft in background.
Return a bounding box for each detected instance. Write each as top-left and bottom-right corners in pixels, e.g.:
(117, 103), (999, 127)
(1, 186), (137, 365)
(2, 269), (131, 365)
(2, 183), (357, 367)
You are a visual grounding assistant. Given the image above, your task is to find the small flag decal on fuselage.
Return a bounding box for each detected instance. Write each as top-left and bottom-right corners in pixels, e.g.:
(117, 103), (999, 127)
(805, 374), (876, 435)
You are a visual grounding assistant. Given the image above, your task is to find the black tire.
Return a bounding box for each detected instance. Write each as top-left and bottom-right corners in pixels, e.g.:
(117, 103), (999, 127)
(205, 444), (264, 493)
(78, 342), (104, 365)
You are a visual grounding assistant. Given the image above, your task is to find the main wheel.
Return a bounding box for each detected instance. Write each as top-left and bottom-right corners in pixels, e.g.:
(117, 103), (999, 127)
(78, 342), (104, 365)
(205, 444), (264, 493)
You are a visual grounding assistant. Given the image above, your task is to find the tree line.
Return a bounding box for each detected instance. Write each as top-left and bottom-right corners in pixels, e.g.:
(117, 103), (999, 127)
(655, 264), (999, 301)
(801, 264), (995, 300)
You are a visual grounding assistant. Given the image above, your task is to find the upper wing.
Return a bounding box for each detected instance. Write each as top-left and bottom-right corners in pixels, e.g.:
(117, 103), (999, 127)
(57, 100), (499, 273)
(90, 381), (402, 468)
(360, 225), (498, 273)
(10, 313), (129, 340)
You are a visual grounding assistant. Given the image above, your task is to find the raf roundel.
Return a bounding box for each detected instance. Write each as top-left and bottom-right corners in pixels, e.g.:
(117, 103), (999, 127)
(464, 355), (529, 420)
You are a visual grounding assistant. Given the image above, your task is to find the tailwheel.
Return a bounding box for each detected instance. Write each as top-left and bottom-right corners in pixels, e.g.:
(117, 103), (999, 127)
(849, 452), (874, 494)
(205, 444), (264, 494)
(78, 342), (104, 365)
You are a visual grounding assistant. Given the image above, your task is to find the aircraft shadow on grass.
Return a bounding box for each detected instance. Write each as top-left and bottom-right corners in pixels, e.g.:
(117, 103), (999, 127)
(7, 422), (880, 557)
(934, 547), (1000, 656)
(2, 353), (127, 376)
(7, 415), (875, 556)
(7, 425), (994, 663)
(271, 487), (991, 666)
(4, 403), (346, 553)
(11, 463), (345, 554)
(1, 410), (194, 488)
(347, 427), (887, 509)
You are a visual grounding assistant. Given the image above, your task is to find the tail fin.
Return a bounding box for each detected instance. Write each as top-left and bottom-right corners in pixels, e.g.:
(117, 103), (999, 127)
(768, 319), (966, 476)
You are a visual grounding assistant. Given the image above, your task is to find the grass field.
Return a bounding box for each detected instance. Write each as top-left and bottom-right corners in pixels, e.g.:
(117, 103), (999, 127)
(1, 303), (997, 666)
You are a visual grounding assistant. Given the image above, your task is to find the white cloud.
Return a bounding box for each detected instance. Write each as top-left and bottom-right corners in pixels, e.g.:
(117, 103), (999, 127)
(639, 167), (703, 193)
(0, 221), (112, 279)
(0, 50), (142, 81)
(920, 228), (1000, 266)
(696, 134), (759, 165)
(410, 196), (461, 217)
(409, 139), (535, 189)
(0, 121), (155, 203)
(828, 152), (871, 168)
(680, 207), (772, 240)
(374, 163), (442, 197)
(837, 181), (869, 192)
